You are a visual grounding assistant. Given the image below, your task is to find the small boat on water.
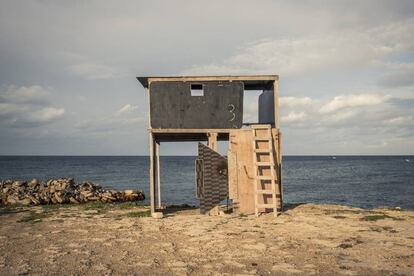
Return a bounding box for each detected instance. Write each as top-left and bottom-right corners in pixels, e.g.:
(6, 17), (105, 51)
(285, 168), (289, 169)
(405, 159), (410, 162)
(332, 156), (337, 160)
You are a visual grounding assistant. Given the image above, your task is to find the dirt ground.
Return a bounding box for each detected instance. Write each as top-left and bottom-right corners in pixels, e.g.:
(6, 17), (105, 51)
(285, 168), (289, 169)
(0, 202), (413, 275)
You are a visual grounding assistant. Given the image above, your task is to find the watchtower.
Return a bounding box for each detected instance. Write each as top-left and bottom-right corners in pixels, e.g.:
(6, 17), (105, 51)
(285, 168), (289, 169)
(137, 75), (282, 216)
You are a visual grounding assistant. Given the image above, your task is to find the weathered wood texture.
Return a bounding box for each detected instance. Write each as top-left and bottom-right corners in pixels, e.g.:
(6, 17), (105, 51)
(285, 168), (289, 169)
(229, 127), (282, 215)
(148, 132), (156, 214)
(156, 141), (161, 209)
(207, 132), (218, 151)
(137, 75), (279, 89)
(227, 151), (238, 200)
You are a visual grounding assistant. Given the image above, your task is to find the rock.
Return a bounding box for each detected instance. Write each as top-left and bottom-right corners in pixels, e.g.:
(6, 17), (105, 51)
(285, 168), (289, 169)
(29, 178), (39, 187)
(19, 198), (32, 206)
(6, 195), (18, 205)
(69, 197), (79, 204)
(0, 178), (145, 206)
(152, 212), (163, 219)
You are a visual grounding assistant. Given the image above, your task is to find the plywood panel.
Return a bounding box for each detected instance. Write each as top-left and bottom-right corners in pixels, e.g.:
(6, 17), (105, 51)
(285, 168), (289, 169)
(227, 151), (238, 200)
(229, 129), (255, 214)
(150, 81), (243, 129)
(229, 127), (282, 215)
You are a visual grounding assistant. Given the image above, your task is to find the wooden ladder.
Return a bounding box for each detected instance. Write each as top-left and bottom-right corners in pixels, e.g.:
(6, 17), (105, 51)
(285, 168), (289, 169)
(252, 124), (278, 217)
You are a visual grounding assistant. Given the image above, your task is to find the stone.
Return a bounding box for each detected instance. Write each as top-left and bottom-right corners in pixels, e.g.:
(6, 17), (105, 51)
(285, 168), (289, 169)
(152, 212), (163, 219)
(0, 178), (145, 206)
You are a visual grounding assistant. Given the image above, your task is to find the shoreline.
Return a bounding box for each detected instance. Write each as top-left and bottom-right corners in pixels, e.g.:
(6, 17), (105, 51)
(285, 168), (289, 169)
(1, 203), (413, 275)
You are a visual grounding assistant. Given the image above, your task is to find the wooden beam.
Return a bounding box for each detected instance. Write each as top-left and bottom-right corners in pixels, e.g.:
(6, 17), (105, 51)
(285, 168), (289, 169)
(149, 128), (236, 134)
(207, 132), (218, 151)
(146, 75), (279, 85)
(156, 140), (161, 209)
(278, 130), (283, 211)
(207, 132), (219, 215)
(148, 132), (155, 214)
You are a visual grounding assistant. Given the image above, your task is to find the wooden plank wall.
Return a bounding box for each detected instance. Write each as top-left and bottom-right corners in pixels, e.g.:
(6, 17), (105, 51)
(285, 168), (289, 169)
(228, 128), (282, 215)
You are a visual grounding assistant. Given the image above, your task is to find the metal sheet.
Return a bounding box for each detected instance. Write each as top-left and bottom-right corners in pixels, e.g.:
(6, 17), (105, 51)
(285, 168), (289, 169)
(197, 143), (228, 214)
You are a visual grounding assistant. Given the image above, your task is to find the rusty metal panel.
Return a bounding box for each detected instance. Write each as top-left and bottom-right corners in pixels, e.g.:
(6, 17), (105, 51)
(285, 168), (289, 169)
(149, 81), (243, 129)
(197, 143), (228, 214)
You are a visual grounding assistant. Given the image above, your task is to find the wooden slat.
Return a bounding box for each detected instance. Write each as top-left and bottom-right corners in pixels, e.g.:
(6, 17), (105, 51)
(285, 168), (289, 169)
(252, 124), (272, 129)
(251, 128), (259, 217)
(253, 137), (271, 141)
(207, 132), (218, 151)
(148, 132), (155, 214)
(254, 149), (271, 153)
(257, 203), (275, 208)
(228, 151), (238, 200)
(255, 162), (274, 166)
(156, 141), (161, 209)
(268, 127), (278, 217)
(256, 175), (275, 180)
(256, 190), (274, 194)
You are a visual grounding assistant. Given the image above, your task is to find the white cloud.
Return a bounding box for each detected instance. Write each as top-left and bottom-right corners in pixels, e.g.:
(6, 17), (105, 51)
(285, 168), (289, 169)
(76, 104), (145, 133)
(0, 85), (50, 105)
(319, 94), (390, 113)
(280, 97), (312, 108)
(31, 107), (65, 122)
(281, 111), (306, 123)
(115, 104), (138, 116)
(0, 85), (64, 128)
(183, 19), (414, 76)
(67, 62), (120, 80)
(384, 116), (414, 126)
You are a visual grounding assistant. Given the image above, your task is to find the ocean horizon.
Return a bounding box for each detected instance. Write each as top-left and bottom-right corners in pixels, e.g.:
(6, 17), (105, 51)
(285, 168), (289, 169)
(1, 155), (413, 210)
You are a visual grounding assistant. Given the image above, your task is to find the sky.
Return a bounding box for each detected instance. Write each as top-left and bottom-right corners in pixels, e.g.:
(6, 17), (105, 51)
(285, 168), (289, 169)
(0, 0), (413, 155)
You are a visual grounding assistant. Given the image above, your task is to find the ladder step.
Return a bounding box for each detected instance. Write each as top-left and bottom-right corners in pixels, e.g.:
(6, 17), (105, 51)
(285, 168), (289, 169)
(257, 204), (276, 209)
(252, 124), (272, 129)
(254, 149), (270, 153)
(256, 175), (274, 180)
(255, 162), (274, 166)
(253, 137), (271, 141)
(256, 190), (274, 194)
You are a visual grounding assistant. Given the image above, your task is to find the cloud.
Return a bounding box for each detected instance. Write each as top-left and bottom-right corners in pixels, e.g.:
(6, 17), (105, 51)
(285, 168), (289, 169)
(319, 94), (390, 113)
(280, 97), (312, 108)
(182, 19), (414, 76)
(115, 104), (138, 116)
(76, 104), (145, 133)
(281, 111), (306, 123)
(379, 63), (414, 87)
(0, 85), (64, 128)
(31, 107), (65, 122)
(0, 85), (50, 105)
(384, 115), (414, 126)
(67, 62), (120, 80)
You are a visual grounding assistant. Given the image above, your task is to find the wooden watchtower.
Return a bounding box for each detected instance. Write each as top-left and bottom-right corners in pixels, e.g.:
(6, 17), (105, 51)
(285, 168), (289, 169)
(137, 75), (282, 216)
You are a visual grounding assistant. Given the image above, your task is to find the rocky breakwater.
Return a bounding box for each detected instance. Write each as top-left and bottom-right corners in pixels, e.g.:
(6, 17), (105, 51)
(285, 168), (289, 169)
(0, 178), (145, 206)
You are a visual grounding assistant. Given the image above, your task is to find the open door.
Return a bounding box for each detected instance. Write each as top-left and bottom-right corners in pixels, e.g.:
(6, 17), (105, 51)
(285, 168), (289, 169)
(195, 143), (228, 214)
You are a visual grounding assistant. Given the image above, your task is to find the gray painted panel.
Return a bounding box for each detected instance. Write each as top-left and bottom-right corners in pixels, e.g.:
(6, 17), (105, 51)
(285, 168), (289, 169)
(258, 90), (275, 124)
(150, 81), (243, 129)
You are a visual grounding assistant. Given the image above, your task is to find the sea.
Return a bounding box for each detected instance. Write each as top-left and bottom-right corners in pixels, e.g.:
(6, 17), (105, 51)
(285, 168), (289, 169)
(0, 156), (413, 210)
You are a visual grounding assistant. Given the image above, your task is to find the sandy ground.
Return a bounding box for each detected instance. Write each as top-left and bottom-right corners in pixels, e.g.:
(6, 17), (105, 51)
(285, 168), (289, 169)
(0, 203), (413, 275)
